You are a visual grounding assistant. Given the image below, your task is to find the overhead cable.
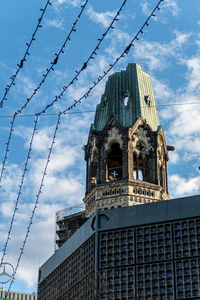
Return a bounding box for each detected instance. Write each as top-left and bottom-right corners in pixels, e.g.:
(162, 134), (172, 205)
(3, 1), (165, 292)
(61, 0), (165, 114)
(0, 100), (200, 119)
(0, 0), (127, 184)
(34, 0), (129, 115)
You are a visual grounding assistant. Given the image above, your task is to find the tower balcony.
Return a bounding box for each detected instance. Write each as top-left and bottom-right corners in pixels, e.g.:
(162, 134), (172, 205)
(83, 180), (169, 218)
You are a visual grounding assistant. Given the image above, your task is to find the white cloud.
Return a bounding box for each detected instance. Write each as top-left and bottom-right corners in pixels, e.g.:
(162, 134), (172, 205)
(152, 77), (174, 101)
(141, 0), (180, 20)
(169, 101), (200, 138)
(44, 18), (64, 30)
(1, 207), (58, 288)
(41, 176), (84, 204)
(168, 151), (180, 164)
(86, 6), (116, 28)
(164, 0), (180, 17)
(0, 1), (199, 293)
(132, 31), (191, 71)
(53, 0), (81, 8)
(169, 174), (200, 197)
(183, 56), (200, 92)
(18, 76), (35, 98)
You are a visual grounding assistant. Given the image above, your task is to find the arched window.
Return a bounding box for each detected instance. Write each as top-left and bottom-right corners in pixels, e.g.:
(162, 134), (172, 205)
(133, 153), (149, 182)
(91, 151), (98, 186)
(107, 143), (123, 181)
(160, 166), (163, 188)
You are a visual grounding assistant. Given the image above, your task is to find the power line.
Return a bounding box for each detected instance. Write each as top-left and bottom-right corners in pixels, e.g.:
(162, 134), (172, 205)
(0, 0), (128, 187)
(60, 0), (165, 114)
(36, 0), (129, 115)
(0, 0), (52, 109)
(0, 100), (199, 119)
(0, 0), (164, 186)
(0, 0), (167, 190)
(16, 0), (89, 115)
(34, 0), (165, 116)
(2, 0), (166, 290)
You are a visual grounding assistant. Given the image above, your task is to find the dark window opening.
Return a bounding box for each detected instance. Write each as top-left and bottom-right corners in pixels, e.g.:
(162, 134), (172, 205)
(160, 166), (163, 188)
(133, 153), (149, 182)
(91, 151), (98, 186)
(91, 162), (97, 178)
(107, 143), (123, 181)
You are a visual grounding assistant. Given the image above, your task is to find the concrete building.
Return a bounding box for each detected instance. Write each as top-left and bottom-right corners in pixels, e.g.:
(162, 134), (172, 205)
(37, 64), (200, 299)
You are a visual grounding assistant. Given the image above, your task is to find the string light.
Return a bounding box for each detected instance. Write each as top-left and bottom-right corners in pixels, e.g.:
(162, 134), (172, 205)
(2, 1), (165, 293)
(60, 0), (165, 114)
(0, 116), (39, 266)
(0, 0), (52, 109)
(37, 0), (129, 115)
(16, 0), (89, 115)
(0, 1), (88, 197)
(0, 114), (16, 188)
(4, 114), (61, 298)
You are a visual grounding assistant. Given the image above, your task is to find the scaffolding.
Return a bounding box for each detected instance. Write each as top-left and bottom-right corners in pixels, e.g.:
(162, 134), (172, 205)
(55, 203), (86, 250)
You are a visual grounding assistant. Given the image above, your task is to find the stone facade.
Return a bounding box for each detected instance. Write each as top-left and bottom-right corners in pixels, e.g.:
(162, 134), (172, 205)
(83, 64), (173, 218)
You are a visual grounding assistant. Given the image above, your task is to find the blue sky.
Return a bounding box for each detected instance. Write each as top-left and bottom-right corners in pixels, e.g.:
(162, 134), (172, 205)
(0, 0), (200, 294)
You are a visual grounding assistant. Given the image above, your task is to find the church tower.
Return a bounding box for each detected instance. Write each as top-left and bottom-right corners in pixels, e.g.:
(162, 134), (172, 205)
(83, 64), (173, 217)
(39, 64), (200, 300)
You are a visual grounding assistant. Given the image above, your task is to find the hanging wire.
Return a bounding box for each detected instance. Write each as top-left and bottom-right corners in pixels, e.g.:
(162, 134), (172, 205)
(16, 0), (89, 115)
(0, 1), (88, 190)
(3, 0), (165, 291)
(4, 114), (61, 298)
(36, 0), (129, 115)
(0, 113), (16, 187)
(0, 0), (164, 196)
(0, 0), (162, 184)
(0, 0), (52, 109)
(61, 0), (165, 114)
(0, 0), (124, 261)
(0, 100), (200, 119)
(0, 115), (39, 266)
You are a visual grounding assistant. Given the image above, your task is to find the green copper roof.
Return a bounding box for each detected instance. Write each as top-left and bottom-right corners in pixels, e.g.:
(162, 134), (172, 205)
(93, 63), (160, 131)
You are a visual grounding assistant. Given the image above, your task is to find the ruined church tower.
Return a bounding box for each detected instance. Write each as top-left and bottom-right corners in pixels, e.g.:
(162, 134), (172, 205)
(83, 63), (171, 217)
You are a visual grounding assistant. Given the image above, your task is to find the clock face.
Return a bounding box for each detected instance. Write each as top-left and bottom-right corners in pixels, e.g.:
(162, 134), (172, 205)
(0, 262), (14, 284)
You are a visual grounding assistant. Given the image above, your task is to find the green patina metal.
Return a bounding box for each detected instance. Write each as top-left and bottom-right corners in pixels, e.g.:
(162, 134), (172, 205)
(93, 63), (160, 131)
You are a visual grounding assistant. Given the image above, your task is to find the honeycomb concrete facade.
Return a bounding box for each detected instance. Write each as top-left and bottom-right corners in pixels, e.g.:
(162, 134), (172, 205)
(38, 195), (200, 300)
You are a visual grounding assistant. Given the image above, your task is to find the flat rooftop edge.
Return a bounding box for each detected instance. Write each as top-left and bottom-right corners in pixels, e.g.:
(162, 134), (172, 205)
(38, 194), (200, 283)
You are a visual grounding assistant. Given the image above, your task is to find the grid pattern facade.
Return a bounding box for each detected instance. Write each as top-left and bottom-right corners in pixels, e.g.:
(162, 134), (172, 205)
(59, 273), (95, 300)
(38, 236), (94, 300)
(99, 229), (135, 299)
(98, 217), (200, 300)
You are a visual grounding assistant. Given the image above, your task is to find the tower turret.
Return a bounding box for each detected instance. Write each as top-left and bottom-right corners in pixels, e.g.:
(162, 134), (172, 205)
(83, 64), (171, 217)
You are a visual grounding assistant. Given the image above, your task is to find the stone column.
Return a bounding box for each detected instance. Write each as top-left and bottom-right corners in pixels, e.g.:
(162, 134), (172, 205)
(128, 130), (134, 181)
(96, 142), (102, 185)
(122, 135), (129, 180)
